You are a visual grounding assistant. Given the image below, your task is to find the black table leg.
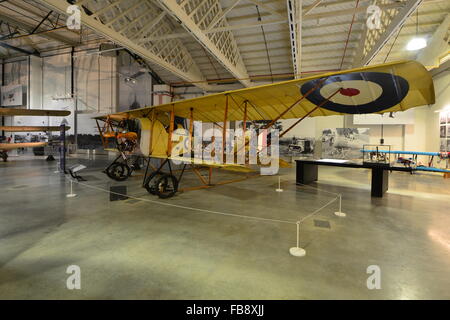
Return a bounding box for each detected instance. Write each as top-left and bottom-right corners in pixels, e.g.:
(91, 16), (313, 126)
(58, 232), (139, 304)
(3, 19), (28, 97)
(371, 167), (389, 197)
(296, 162), (318, 184)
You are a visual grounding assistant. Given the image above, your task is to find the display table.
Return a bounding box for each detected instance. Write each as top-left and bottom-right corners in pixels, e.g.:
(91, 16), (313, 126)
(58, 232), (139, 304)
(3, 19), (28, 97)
(295, 159), (412, 197)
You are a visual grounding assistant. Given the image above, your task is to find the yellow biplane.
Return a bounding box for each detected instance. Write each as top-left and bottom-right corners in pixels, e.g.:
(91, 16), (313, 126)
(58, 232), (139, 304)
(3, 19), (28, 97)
(95, 60), (435, 198)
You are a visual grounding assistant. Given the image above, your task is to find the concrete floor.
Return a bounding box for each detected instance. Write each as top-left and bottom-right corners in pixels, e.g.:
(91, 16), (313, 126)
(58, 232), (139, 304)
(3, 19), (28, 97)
(0, 154), (449, 299)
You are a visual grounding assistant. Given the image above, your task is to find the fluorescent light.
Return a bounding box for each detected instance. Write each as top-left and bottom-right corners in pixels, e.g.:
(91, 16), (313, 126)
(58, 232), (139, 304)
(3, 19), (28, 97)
(435, 106), (450, 113)
(406, 37), (427, 51)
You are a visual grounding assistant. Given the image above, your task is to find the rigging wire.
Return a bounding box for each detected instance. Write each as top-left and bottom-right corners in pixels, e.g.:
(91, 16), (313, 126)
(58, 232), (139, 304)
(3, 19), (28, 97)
(340, 0), (360, 70)
(201, 45), (221, 80)
(383, 24), (404, 63)
(256, 5), (273, 83)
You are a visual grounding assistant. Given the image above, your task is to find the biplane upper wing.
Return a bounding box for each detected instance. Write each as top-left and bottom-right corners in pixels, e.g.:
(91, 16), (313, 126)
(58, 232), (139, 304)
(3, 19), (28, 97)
(100, 60), (434, 122)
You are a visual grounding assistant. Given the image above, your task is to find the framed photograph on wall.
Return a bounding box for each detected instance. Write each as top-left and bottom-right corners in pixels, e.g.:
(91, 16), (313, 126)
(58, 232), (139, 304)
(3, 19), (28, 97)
(440, 139), (447, 152)
(321, 128), (370, 159)
(440, 126), (446, 138)
(440, 113), (447, 124)
(1, 85), (23, 106)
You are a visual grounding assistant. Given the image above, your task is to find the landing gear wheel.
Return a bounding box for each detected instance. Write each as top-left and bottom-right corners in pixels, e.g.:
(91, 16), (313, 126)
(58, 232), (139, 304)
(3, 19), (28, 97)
(143, 171), (164, 195)
(1, 152), (7, 162)
(107, 163), (131, 181)
(153, 174), (178, 199)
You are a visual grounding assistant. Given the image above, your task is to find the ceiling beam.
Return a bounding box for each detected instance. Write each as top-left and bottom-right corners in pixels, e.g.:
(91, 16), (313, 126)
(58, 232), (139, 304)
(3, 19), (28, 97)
(207, 18), (286, 33)
(225, 2), (404, 24)
(0, 41), (39, 56)
(247, 0), (285, 19)
(287, 0), (302, 78)
(0, 32), (39, 56)
(417, 13), (450, 68)
(150, 18), (430, 41)
(35, 0), (212, 91)
(355, 0), (423, 67)
(206, 2), (406, 34)
(303, 0), (322, 16)
(156, 0), (251, 87)
(0, 13), (78, 47)
(206, 0), (241, 31)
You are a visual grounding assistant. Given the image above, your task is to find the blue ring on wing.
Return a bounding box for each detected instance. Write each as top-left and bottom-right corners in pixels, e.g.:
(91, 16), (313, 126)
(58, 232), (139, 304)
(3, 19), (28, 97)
(300, 72), (409, 114)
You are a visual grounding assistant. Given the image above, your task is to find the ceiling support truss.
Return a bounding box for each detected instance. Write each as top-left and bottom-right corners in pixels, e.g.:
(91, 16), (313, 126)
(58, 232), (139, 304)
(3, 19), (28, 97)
(354, 0), (423, 67)
(156, 0), (251, 87)
(36, 0), (211, 90)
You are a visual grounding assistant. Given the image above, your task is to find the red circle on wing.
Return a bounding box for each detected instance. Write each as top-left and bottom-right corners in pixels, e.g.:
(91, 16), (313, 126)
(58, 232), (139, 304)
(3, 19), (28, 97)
(339, 88), (360, 97)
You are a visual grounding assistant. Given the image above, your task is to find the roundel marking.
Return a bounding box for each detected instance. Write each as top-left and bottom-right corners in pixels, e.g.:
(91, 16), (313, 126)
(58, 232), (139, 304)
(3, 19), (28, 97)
(300, 72), (409, 114)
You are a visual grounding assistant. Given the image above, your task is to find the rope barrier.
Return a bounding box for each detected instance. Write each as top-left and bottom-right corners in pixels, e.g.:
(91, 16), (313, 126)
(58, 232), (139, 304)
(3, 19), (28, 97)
(64, 172), (346, 257)
(67, 176), (297, 225)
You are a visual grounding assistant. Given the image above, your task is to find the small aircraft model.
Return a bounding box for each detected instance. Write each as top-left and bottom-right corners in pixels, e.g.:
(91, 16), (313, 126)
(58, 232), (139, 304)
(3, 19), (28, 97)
(362, 149), (450, 175)
(397, 156), (415, 168)
(0, 108), (71, 161)
(95, 60), (435, 198)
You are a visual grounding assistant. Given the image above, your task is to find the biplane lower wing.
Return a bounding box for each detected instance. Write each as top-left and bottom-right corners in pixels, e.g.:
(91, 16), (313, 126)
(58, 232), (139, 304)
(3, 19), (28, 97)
(0, 142), (48, 162)
(0, 142), (47, 151)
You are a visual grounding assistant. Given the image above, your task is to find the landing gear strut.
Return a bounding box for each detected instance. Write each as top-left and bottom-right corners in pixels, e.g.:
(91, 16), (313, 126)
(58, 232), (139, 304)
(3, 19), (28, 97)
(143, 158), (183, 199)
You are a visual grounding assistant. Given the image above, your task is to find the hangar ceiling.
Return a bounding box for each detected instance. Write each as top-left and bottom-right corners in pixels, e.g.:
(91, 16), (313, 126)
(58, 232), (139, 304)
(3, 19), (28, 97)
(0, 0), (449, 90)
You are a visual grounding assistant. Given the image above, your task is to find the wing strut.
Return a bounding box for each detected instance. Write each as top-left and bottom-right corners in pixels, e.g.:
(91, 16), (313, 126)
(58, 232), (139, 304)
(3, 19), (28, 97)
(167, 105), (175, 156)
(262, 77), (328, 130)
(280, 87), (342, 138)
(222, 95), (229, 163)
(189, 108), (194, 154)
(243, 101), (248, 132)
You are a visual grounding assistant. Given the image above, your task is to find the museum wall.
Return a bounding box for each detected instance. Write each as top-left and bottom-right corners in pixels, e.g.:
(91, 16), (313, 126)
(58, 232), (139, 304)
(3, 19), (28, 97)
(426, 69), (449, 152)
(117, 51), (152, 111)
(1, 48), (154, 149)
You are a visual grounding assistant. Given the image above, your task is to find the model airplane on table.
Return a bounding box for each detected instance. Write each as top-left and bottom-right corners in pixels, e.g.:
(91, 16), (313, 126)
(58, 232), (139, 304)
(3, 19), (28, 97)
(94, 60), (435, 198)
(362, 149), (450, 175)
(0, 108), (71, 161)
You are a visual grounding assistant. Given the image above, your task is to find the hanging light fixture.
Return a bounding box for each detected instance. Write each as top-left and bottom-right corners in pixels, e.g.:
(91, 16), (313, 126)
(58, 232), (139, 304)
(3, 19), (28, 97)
(407, 8), (427, 51)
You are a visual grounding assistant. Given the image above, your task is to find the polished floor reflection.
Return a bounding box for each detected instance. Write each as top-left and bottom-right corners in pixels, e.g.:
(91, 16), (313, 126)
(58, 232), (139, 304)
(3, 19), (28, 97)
(0, 154), (449, 299)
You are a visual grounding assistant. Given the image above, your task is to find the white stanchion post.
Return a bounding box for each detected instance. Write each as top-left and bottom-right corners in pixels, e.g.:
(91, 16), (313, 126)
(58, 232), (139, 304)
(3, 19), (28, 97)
(66, 179), (77, 198)
(276, 176), (283, 192)
(54, 160), (60, 173)
(334, 194), (346, 217)
(289, 222), (306, 257)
